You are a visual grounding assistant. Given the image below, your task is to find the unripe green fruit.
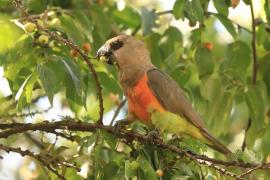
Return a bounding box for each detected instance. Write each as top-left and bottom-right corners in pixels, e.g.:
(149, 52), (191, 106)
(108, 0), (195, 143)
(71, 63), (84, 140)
(48, 11), (56, 18)
(49, 18), (61, 26)
(38, 35), (49, 44)
(37, 20), (45, 28)
(24, 22), (36, 33)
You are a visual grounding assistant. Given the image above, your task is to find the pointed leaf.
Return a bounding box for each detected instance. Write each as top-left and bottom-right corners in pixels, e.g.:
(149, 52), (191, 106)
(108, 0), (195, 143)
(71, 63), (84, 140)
(195, 47), (214, 78)
(25, 71), (38, 103)
(173, 0), (185, 19)
(213, 13), (237, 39)
(37, 65), (56, 105)
(61, 59), (82, 96)
(213, 0), (229, 16)
(245, 85), (265, 147)
(192, 0), (204, 23)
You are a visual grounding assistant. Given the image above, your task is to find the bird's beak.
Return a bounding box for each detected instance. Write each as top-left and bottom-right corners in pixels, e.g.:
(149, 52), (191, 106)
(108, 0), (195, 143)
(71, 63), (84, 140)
(96, 44), (114, 65)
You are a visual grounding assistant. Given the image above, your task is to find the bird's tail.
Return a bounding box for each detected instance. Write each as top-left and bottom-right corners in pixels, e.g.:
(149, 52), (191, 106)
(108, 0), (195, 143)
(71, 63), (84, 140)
(202, 130), (232, 155)
(184, 122), (231, 155)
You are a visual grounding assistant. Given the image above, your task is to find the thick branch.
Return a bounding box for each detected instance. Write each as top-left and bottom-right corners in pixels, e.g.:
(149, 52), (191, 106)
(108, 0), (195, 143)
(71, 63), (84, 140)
(0, 120), (266, 172)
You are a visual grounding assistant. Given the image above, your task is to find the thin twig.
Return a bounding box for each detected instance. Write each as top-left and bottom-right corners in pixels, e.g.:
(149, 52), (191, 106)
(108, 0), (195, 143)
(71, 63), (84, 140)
(250, 1), (258, 86)
(156, 10), (173, 16)
(238, 163), (270, 179)
(1, 107), (51, 118)
(0, 143), (65, 179)
(242, 0), (258, 151)
(131, 24), (141, 36)
(109, 98), (127, 126)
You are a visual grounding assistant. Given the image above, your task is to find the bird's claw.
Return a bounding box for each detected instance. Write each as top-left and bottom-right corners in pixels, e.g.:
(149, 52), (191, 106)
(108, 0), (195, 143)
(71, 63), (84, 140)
(113, 120), (129, 133)
(147, 130), (163, 144)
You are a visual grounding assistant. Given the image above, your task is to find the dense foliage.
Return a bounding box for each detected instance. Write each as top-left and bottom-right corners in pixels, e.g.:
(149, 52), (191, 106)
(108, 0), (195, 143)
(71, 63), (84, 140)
(0, 0), (270, 179)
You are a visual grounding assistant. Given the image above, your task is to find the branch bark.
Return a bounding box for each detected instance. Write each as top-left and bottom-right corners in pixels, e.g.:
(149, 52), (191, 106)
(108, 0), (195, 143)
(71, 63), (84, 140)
(0, 119), (268, 179)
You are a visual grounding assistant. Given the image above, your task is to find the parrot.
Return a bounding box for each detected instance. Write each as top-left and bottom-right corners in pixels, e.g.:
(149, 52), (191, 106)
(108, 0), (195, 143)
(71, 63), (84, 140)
(97, 35), (231, 155)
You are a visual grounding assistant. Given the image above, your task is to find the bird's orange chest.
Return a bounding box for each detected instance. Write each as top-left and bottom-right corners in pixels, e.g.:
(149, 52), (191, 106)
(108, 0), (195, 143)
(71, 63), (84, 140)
(126, 73), (164, 122)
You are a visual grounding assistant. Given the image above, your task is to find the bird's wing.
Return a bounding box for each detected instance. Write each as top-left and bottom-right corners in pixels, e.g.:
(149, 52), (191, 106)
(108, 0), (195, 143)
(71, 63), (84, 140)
(147, 68), (231, 154)
(147, 68), (206, 130)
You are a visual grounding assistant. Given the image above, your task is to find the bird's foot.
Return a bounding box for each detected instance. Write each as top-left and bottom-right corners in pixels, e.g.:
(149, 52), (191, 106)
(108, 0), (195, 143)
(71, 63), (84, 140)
(113, 120), (130, 133)
(147, 130), (163, 144)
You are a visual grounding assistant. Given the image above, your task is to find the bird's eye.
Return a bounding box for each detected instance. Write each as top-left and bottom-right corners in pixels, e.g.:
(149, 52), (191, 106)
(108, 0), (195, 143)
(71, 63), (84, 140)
(110, 40), (123, 51)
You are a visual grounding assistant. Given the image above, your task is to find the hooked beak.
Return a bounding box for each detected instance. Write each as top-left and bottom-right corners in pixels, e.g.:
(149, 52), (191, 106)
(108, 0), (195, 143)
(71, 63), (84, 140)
(96, 44), (114, 65)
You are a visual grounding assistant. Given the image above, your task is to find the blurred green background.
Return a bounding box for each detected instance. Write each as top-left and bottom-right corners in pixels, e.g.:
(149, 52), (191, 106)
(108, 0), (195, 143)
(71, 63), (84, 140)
(0, 0), (269, 179)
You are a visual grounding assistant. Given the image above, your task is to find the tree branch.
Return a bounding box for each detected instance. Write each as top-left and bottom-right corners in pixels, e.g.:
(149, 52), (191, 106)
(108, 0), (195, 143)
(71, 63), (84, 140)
(0, 119), (268, 179)
(0, 144), (66, 179)
(238, 162), (270, 179)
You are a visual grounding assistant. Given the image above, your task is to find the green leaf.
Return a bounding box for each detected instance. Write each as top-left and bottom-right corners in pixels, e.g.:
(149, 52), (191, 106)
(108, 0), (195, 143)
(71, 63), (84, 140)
(243, 0), (251, 5)
(102, 130), (118, 149)
(264, 0), (270, 23)
(194, 47), (214, 78)
(173, 0), (185, 19)
(101, 162), (119, 180)
(61, 59), (82, 96)
(89, 5), (112, 50)
(99, 72), (122, 94)
(61, 59), (84, 112)
(192, 0), (204, 23)
(190, 28), (203, 49)
(65, 79), (84, 113)
(205, 89), (234, 136)
(161, 26), (183, 62)
(200, 75), (221, 101)
(171, 65), (191, 85)
(112, 6), (141, 28)
(145, 33), (163, 67)
(223, 41), (251, 72)
(184, 1), (197, 24)
(15, 73), (33, 103)
(257, 24), (268, 45)
(140, 7), (158, 35)
(137, 156), (157, 180)
(245, 85), (265, 147)
(179, 163), (194, 176)
(213, 0), (229, 16)
(125, 160), (140, 178)
(25, 71), (38, 103)
(64, 168), (81, 179)
(213, 13), (237, 39)
(37, 65), (57, 105)
(15, 71), (38, 109)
